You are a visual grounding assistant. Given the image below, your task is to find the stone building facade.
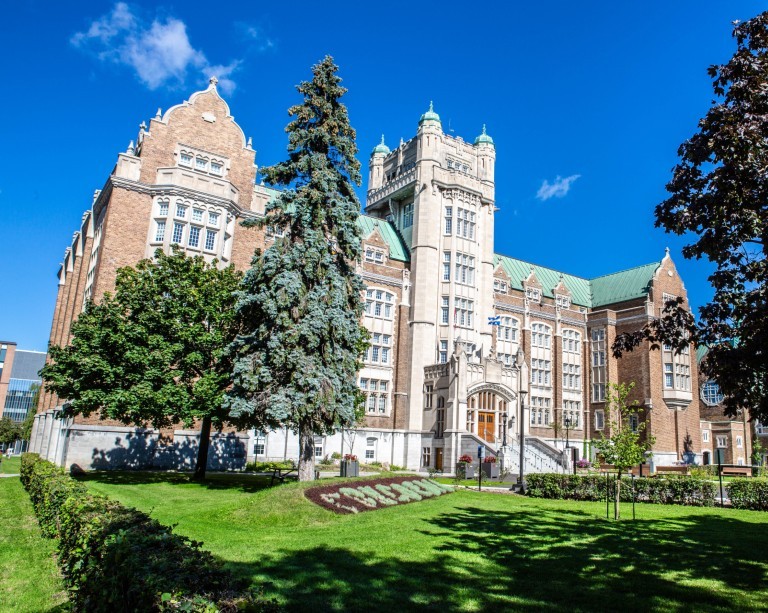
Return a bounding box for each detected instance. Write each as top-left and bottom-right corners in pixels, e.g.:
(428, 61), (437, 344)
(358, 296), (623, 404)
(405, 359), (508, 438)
(32, 81), (709, 473)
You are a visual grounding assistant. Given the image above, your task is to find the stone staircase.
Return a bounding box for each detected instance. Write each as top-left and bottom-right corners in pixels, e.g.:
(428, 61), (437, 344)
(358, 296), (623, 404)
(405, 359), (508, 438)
(459, 433), (566, 475)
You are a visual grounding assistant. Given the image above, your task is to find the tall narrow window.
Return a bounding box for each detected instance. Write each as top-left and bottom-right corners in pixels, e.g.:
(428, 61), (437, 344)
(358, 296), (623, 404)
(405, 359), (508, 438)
(444, 207), (452, 234)
(443, 252), (451, 281)
(205, 229), (217, 251)
(402, 203), (414, 228)
(188, 226), (201, 248)
(441, 297), (449, 324)
(172, 222), (184, 244)
(155, 220), (166, 242)
(591, 328), (606, 402)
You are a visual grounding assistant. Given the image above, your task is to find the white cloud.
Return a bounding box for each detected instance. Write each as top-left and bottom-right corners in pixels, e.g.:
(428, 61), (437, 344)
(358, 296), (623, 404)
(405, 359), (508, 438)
(536, 174), (581, 201)
(72, 3), (240, 93)
(237, 22), (276, 52)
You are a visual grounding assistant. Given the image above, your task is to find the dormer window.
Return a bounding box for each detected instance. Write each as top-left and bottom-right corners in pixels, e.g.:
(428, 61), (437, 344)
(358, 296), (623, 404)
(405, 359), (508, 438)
(195, 157), (208, 171)
(180, 152), (192, 166)
(493, 279), (507, 293)
(556, 294), (571, 309)
(526, 287), (541, 302)
(210, 161), (223, 175)
(365, 247), (385, 264)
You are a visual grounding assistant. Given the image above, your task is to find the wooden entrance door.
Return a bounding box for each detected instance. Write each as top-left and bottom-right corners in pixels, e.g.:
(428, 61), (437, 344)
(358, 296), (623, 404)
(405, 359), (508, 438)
(478, 412), (496, 443)
(435, 448), (444, 471)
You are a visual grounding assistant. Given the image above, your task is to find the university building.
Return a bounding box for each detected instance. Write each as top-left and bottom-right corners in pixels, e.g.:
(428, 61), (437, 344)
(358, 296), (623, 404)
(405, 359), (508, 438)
(32, 79), (717, 473)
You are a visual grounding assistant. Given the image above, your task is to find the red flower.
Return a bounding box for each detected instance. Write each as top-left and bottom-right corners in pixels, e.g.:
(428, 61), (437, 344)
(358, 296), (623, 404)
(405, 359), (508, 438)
(483, 456), (497, 463)
(458, 455), (473, 464)
(344, 454), (358, 461)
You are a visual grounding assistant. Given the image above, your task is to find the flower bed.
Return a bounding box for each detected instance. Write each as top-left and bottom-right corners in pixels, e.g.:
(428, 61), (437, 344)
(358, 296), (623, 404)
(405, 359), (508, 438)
(305, 476), (453, 514)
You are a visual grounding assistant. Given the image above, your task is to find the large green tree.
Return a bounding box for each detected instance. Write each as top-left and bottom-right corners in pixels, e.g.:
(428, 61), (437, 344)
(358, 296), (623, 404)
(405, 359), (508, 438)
(41, 247), (242, 480)
(593, 383), (655, 520)
(613, 13), (768, 423)
(226, 56), (367, 481)
(0, 416), (20, 447)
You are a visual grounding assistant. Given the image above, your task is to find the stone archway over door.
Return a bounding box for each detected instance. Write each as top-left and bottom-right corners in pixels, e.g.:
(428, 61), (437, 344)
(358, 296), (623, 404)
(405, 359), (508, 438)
(468, 389), (510, 445)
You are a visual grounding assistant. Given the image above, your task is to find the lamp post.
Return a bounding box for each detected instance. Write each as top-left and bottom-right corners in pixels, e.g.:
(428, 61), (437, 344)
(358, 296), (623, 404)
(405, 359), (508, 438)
(518, 390), (528, 492)
(501, 411), (508, 447)
(564, 415), (572, 450)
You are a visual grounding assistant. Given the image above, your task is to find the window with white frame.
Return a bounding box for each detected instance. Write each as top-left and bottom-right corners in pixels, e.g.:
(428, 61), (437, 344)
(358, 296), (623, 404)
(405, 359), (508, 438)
(314, 438), (324, 459)
(675, 363), (691, 391)
(424, 384), (434, 409)
(210, 160), (223, 175)
(591, 328), (606, 402)
(499, 317), (518, 341)
(364, 289), (395, 319)
(443, 252), (451, 281)
(562, 363), (581, 390)
(176, 203), (187, 218)
(466, 406), (476, 433)
(556, 294), (571, 309)
(493, 279), (507, 293)
(195, 157), (208, 171)
(444, 206), (452, 235)
(402, 203), (414, 228)
(192, 208), (204, 222)
(454, 253), (475, 285)
(266, 225), (286, 239)
(702, 429), (710, 443)
(454, 298), (473, 327)
(531, 359), (551, 387)
(563, 329), (581, 353)
(365, 437), (376, 460)
(422, 447), (432, 467)
(365, 247), (385, 264)
(158, 201), (169, 216)
(208, 212), (220, 227)
(204, 229), (217, 251)
(525, 287), (542, 302)
(531, 323), (551, 348)
(180, 152), (193, 166)
(716, 435), (727, 448)
(435, 406), (445, 438)
(188, 226), (201, 248)
(497, 353), (513, 366)
(172, 222), (184, 244)
(563, 401), (581, 428)
(439, 340), (448, 363)
(456, 208), (475, 239)
(360, 378), (388, 414)
(628, 414), (639, 433)
(155, 220), (166, 242)
(736, 436), (743, 448)
(441, 297), (449, 325)
(664, 363), (674, 388)
(365, 333), (391, 365)
(595, 409), (605, 430)
(254, 434), (265, 456)
(530, 396), (551, 425)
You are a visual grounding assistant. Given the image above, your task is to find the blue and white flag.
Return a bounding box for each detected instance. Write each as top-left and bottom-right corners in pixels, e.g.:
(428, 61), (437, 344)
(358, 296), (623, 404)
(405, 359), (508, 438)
(487, 315), (501, 326)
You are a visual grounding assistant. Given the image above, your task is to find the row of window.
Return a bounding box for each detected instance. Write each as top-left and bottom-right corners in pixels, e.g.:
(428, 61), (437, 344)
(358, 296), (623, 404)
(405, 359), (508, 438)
(442, 252), (476, 285)
(531, 323), (551, 348)
(158, 201), (222, 227)
(441, 297), (474, 327)
(664, 363), (691, 391)
(364, 333), (391, 365)
(531, 359), (552, 386)
(562, 363), (581, 390)
(364, 289), (395, 319)
(179, 151), (224, 175)
(444, 207), (476, 239)
(155, 221), (218, 251)
(364, 248), (386, 264)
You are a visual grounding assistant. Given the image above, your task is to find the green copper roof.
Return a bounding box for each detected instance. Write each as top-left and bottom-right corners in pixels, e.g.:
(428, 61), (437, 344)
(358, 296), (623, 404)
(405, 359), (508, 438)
(357, 215), (409, 262)
(371, 135), (390, 156)
(493, 254), (663, 309)
(590, 262), (661, 307)
(696, 345), (709, 365)
(474, 124), (494, 147)
(419, 101), (441, 125)
(494, 254), (592, 306)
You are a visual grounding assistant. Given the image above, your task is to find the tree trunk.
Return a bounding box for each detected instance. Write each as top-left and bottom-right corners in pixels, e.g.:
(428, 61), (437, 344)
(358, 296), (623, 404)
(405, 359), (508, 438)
(614, 471), (621, 520)
(298, 420), (316, 482)
(192, 415), (212, 481)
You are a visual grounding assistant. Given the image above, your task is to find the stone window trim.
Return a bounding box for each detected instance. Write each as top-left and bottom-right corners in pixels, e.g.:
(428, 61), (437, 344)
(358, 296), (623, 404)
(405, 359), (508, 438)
(364, 287), (396, 320)
(175, 144), (229, 178)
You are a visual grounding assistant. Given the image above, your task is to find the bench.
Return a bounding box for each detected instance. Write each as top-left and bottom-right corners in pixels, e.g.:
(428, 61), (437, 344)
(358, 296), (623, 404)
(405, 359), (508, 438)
(654, 466), (690, 476)
(270, 467), (298, 485)
(720, 466), (752, 477)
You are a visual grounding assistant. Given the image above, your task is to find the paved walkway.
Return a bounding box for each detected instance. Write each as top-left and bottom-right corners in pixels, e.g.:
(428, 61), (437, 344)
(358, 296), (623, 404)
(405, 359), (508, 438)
(0, 473), (19, 478)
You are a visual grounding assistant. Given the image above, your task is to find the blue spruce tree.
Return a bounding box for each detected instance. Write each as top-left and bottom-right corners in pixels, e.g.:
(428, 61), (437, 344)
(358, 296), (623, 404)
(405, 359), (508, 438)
(227, 57), (367, 481)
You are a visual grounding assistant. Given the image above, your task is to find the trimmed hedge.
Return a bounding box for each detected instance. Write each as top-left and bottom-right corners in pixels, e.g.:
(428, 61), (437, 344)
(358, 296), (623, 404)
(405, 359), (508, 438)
(727, 478), (768, 510)
(526, 473), (716, 507)
(19, 453), (274, 612)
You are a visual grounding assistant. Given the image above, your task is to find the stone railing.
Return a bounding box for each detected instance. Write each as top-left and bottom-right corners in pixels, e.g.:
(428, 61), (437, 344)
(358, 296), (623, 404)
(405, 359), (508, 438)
(366, 167), (418, 205)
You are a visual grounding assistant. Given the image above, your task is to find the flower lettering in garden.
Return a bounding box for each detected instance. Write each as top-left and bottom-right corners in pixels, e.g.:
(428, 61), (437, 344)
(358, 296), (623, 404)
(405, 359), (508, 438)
(305, 476), (453, 514)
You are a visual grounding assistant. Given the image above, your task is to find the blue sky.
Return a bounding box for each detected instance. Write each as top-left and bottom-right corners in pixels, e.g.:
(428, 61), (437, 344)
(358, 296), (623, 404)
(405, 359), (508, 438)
(1, 1), (765, 351)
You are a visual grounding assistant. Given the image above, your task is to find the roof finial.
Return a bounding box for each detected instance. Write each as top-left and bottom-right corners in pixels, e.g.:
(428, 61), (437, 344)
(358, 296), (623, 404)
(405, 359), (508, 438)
(247, 136), (253, 148)
(482, 124), (487, 135)
(126, 140), (135, 154)
(209, 76), (218, 87)
(429, 100), (434, 112)
(155, 108), (162, 119)
(665, 246), (670, 256)
(380, 134), (386, 145)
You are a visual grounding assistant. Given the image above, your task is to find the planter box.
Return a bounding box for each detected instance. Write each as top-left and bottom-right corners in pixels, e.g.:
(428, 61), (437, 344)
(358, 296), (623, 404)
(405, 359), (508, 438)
(456, 463), (475, 479)
(482, 463), (499, 479)
(340, 460), (359, 477)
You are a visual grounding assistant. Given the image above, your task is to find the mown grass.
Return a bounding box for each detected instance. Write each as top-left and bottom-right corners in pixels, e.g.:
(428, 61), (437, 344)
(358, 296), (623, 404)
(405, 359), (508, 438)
(0, 455), (21, 474)
(79, 471), (768, 612)
(0, 478), (66, 612)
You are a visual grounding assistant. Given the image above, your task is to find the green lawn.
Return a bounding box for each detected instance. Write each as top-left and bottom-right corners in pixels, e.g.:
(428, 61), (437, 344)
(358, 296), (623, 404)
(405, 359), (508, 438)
(76, 471), (768, 612)
(0, 455), (21, 474)
(0, 478), (66, 612)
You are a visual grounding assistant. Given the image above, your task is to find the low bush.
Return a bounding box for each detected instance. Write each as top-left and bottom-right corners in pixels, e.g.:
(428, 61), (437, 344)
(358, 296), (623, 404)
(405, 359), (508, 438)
(727, 478), (768, 511)
(19, 453), (272, 612)
(526, 473), (715, 506)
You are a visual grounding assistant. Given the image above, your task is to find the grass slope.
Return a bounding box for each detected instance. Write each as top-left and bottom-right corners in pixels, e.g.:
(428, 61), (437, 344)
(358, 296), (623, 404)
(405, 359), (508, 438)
(80, 472), (768, 612)
(0, 455), (21, 474)
(0, 477), (66, 612)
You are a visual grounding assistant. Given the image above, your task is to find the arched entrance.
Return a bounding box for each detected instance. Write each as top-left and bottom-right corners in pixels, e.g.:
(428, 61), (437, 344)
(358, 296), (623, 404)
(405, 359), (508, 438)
(467, 386), (514, 445)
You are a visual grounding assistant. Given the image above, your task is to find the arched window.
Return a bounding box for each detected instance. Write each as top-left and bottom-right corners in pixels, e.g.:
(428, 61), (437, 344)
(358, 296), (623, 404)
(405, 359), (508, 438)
(363, 288), (395, 319)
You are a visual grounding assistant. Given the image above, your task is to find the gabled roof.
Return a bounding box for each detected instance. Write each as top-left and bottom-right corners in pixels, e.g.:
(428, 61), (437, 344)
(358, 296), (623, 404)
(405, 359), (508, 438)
(493, 254), (592, 306)
(493, 254), (663, 309)
(590, 261), (661, 308)
(357, 215), (409, 262)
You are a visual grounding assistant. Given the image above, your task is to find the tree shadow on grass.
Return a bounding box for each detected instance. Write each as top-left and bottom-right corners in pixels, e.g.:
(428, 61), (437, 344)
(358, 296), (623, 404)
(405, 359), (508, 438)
(227, 505), (768, 612)
(74, 470), (272, 494)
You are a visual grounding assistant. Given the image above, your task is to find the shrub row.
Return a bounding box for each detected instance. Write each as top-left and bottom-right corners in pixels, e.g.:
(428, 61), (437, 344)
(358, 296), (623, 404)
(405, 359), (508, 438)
(20, 453), (273, 612)
(526, 473), (716, 506)
(727, 478), (768, 510)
